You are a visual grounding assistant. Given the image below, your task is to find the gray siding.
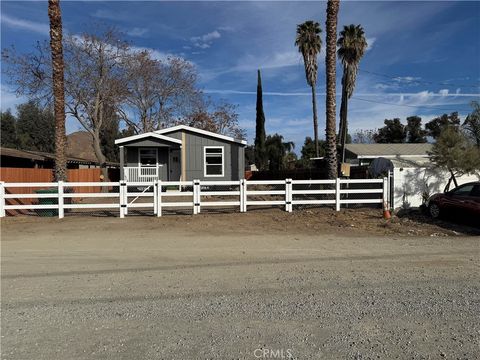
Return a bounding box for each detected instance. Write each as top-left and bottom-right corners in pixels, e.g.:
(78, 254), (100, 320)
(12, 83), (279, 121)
(165, 130), (245, 181)
(123, 138), (177, 147)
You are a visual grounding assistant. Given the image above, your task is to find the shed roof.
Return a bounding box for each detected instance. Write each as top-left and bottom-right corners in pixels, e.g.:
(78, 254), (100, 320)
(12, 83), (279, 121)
(346, 143), (432, 158)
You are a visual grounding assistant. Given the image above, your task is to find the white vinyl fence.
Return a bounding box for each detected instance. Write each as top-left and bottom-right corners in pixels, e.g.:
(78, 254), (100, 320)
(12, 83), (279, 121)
(0, 178), (388, 218)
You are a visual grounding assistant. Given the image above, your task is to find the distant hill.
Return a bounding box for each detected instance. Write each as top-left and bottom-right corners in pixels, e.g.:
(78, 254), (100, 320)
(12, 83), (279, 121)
(67, 131), (96, 161)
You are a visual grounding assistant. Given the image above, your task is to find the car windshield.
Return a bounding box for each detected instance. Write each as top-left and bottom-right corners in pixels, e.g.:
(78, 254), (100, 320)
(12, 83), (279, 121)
(470, 185), (480, 197)
(451, 184), (474, 196)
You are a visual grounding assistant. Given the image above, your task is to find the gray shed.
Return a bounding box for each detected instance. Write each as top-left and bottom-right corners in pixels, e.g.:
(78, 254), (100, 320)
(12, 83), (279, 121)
(115, 125), (247, 182)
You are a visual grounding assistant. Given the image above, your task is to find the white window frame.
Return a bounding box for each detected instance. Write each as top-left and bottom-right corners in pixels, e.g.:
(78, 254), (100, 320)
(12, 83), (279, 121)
(138, 148), (158, 177)
(204, 146), (224, 177)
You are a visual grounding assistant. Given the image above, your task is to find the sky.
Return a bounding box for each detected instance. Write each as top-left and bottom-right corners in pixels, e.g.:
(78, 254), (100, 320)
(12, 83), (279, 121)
(1, 0), (479, 149)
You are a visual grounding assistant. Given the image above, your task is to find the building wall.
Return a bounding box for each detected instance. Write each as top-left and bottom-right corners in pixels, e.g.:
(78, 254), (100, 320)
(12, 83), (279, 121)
(393, 166), (480, 209)
(166, 130), (245, 181)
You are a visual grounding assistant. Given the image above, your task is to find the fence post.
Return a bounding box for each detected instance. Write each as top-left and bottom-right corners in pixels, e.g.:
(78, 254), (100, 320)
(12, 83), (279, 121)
(0, 182), (5, 217)
(193, 179), (201, 214)
(388, 171), (393, 210)
(243, 179), (248, 212)
(335, 178), (341, 211)
(153, 180), (157, 215)
(119, 181), (125, 218)
(192, 180), (198, 215)
(285, 178), (292, 212)
(124, 182), (128, 215)
(239, 179), (243, 213)
(383, 177), (389, 209)
(58, 181), (64, 219)
(157, 180), (162, 217)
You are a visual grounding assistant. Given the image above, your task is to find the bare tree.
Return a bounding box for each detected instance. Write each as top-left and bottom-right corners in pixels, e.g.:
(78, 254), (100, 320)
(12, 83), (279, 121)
(3, 29), (129, 181)
(120, 52), (202, 133)
(183, 100), (246, 140)
(65, 30), (130, 181)
(352, 129), (376, 144)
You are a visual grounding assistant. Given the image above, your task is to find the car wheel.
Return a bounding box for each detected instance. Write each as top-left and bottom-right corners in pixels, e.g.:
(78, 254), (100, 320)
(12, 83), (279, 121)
(429, 203), (441, 219)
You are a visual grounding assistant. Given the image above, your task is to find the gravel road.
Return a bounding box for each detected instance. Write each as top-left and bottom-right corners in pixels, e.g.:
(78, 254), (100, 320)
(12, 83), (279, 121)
(1, 214), (479, 359)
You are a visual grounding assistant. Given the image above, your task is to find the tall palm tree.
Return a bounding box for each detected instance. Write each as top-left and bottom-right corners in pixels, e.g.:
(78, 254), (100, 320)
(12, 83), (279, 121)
(337, 24), (367, 163)
(325, 0), (340, 179)
(295, 21), (322, 158)
(48, 0), (67, 181)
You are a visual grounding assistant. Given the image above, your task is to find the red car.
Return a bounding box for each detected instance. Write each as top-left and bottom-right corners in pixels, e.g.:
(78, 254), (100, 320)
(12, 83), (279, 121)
(427, 182), (480, 221)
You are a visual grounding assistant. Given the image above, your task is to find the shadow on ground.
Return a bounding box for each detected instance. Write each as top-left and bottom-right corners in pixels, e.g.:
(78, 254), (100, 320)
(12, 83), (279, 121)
(396, 208), (480, 235)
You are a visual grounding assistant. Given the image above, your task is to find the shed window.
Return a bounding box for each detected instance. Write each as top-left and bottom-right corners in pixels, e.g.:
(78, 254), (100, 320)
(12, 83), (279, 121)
(139, 148), (157, 166)
(204, 147), (224, 177)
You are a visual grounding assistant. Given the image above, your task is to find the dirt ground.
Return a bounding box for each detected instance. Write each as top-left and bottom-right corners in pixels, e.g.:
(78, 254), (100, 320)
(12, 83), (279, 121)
(1, 209), (479, 359)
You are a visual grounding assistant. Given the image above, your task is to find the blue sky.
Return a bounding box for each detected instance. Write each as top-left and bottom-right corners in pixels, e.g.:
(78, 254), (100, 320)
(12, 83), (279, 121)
(1, 1), (479, 149)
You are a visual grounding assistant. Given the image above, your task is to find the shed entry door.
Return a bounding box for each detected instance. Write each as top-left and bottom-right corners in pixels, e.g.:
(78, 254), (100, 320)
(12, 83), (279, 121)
(170, 149), (181, 181)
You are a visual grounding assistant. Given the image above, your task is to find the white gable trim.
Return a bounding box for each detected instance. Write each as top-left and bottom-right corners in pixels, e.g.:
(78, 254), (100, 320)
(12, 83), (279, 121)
(115, 132), (182, 145)
(154, 125), (247, 145)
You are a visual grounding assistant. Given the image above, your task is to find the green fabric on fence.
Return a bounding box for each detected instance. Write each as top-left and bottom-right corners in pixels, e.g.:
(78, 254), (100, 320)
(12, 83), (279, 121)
(35, 188), (58, 217)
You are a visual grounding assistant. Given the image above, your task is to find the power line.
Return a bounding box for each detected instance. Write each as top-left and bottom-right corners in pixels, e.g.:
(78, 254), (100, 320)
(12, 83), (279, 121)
(351, 97), (473, 112)
(359, 69), (480, 89)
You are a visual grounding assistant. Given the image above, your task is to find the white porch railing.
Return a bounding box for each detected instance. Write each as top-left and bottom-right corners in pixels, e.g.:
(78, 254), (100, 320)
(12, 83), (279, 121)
(124, 166), (159, 182)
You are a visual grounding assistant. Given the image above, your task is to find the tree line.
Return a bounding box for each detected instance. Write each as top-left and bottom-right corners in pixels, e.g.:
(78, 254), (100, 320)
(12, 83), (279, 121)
(351, 107), (480, 145)
(1, 102), (55, 153)
(0, 101), (133, 162)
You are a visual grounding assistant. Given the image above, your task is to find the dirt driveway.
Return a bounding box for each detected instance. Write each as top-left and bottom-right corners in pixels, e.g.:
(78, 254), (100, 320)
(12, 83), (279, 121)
(1, 209), (479, 359)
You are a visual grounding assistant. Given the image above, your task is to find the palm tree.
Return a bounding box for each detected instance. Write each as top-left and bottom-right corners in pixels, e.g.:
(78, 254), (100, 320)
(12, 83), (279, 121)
(337, 24), (367, 163)
(295, 21), (322, 158)
(325, 0), (340, 179)
(48, 0), (67, 181)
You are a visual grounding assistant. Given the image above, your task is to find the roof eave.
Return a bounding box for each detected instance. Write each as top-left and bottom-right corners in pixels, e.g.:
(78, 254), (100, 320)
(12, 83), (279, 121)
(155, 125), (247, 145)
(115, 132), (182, 145)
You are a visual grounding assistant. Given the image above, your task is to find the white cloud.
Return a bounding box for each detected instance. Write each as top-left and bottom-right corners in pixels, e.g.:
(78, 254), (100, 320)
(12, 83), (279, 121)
(416, 90), (435, 101)
(191, 30), (221, 42)
(393, 76), (421, 83)
(366, 37), (376, 51)
(218, 26), (235, 32)
(127, 27), (148, 37)
(1, 14), (49, 35)
(190, 30), (221, 49)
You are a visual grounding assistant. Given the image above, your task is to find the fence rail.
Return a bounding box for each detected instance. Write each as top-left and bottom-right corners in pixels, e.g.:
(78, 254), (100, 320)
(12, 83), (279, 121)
(0, 177), (388, 218)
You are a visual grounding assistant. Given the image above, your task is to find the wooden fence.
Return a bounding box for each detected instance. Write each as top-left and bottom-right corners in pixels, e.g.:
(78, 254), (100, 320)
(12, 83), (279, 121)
(0, 168), (116, 215)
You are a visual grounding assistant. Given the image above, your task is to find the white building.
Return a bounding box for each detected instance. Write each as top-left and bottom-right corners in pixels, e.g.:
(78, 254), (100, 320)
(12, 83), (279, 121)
(345, 143), (480, 209)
